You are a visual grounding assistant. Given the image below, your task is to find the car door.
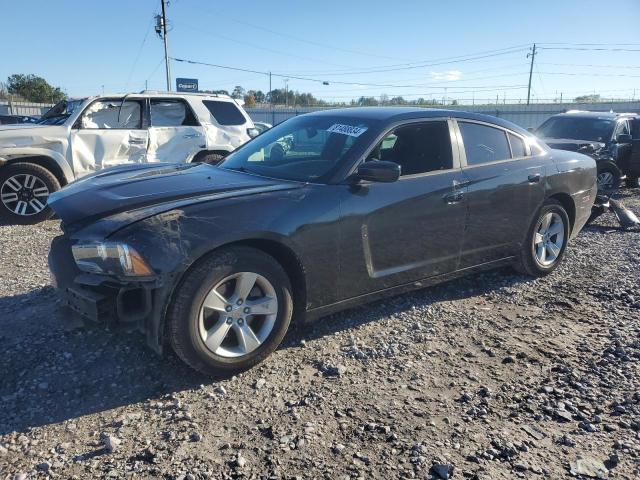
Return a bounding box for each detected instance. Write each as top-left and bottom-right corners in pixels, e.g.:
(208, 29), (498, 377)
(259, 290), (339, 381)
(146, 98), (206, 163)
(455, 120), (546, 268)
(338, 119), (468, 300)
(70, 98), (148, 176)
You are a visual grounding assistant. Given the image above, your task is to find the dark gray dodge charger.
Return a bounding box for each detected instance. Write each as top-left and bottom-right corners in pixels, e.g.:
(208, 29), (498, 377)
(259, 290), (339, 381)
(48, 108), (597, 374)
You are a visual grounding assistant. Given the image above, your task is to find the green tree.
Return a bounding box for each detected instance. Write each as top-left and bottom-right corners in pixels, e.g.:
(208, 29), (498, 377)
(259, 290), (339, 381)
(6, 74), (65, 103)
(232, 85), (246, 99)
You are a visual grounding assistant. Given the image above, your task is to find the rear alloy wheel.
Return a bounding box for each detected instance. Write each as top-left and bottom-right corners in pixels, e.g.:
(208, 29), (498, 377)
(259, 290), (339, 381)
(515, 199), (570, 276)
(596, 162), (621, 191)
(168, 246), (293, 375)
(0, 162), (60, 225)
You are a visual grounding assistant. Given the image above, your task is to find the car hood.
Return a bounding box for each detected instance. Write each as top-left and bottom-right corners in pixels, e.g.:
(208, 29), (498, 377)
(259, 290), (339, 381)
(542, 138), (606, 153)
(0, 125), (67, 148)
(48, 163), (300, 231)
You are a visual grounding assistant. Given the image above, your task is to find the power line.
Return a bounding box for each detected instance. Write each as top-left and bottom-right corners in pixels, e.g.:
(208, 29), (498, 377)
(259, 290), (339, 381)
(283, 46), (531, 76)
(195, 7), (410, 62)
(125, 17), (154, 91)
(171, 56), (530, 90)
(177, 22), (355, 68)
(540, 46), (640, 52)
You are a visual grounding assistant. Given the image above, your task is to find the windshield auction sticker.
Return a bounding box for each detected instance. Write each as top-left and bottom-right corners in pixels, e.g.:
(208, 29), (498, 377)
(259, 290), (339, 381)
(327, 124), (368, 137)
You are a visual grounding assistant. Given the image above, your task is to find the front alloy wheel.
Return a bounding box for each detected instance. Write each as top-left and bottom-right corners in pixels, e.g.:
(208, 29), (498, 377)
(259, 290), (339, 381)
(199, 272), (278, 358)
(0, 162), (60, 224)
(168, 246), (293, 375)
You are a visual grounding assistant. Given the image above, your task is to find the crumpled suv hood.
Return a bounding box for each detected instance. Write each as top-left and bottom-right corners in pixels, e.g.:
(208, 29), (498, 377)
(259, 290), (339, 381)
(48, 163), (298, 230)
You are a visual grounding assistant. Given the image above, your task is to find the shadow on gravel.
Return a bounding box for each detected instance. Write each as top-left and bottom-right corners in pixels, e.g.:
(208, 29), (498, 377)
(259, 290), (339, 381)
(282, 266), (531, 349)
(0, 268), (529, 435)
(0, 289), (212, 435)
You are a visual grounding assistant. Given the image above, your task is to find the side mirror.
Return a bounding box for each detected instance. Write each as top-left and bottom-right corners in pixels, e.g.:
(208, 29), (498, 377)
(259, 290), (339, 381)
(356, 160), (400, 183)
(616, 133), (632, 144)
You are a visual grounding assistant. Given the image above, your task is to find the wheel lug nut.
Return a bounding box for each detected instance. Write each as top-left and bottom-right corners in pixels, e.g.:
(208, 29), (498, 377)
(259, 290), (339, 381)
(226, 317), (233, 324)
(236, 299), (243, 306)
(243, 307), (250, 314)
(237, 318), (244, 325)
(225, 305), (232, 312)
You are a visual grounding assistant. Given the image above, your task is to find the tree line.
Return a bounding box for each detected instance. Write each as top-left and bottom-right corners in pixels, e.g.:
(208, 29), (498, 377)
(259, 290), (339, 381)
(0, 74), (618, 107)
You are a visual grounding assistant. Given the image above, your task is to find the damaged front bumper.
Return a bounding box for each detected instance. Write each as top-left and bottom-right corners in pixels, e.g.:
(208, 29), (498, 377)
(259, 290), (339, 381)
(48, 235), (169, 354)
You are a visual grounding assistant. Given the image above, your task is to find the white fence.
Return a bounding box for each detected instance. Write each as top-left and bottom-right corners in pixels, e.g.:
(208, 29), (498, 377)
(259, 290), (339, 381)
(3, 99), (639, 129)
(0, 100), (54, 117)
(246, 101), (640, 129)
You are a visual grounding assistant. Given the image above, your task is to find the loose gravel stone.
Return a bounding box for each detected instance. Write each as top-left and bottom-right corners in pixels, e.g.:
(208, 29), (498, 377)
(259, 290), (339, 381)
(1, 191), (639, 478)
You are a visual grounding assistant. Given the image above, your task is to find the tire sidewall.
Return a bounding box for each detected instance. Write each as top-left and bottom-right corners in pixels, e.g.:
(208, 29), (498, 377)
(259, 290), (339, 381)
(170, 248), (293, 374)
(0, 163), (59, 224)
(527, 202), (570, 275)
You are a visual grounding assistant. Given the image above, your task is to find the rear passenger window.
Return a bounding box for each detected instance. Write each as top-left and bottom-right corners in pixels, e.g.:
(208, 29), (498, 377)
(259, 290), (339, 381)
(508, 133), (526, 158)
(150, 99), (199, 127)
(459, 122), (511, 165)
(203, 100), (246, 126)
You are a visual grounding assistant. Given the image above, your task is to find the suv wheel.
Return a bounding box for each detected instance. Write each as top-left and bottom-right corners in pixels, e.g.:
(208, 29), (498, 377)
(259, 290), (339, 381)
(0, 162), (60, 225)
(515, 199), (570, 277)
(168, 246), (293, 375)
(596, 162), (621, 191)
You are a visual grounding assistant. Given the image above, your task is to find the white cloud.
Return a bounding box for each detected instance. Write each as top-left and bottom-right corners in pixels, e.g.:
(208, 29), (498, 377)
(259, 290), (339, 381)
(430, 70), (462, 81)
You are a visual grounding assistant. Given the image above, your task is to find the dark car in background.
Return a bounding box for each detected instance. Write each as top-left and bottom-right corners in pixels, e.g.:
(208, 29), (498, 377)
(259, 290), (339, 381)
(535, 111), (640, 189)
(47, 108), (597, 375)
(0, 114), (38, 125)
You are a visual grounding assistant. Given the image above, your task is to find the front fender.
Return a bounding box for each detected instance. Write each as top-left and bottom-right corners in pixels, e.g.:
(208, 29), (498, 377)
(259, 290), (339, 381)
(0, 145), (74, 182)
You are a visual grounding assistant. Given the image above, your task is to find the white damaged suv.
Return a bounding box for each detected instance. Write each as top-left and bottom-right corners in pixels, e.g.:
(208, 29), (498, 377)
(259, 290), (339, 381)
(0, 92), (258, 224)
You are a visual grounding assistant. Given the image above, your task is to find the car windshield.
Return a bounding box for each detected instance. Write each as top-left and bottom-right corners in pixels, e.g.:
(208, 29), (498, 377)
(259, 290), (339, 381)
(219, 115), (377, 182)
(37, 99), (85, 125)
(537, 116), (615, 142)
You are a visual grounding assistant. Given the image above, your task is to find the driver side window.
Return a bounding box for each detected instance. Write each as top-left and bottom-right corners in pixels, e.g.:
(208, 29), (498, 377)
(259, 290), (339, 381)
(81, 100), (142, 129)
(367, 121), (453, 176)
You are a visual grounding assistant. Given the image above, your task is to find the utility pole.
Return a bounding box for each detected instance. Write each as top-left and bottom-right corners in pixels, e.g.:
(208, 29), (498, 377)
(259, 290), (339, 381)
(284, 79), (289, 107)
(526, 43), (537, 106)
(155, 0), (172, 91)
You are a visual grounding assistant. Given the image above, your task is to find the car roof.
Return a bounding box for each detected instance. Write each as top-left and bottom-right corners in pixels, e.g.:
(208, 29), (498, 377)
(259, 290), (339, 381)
(548, 110), (637, 120)
(304, 107), (531, 135)
(71, 91), (236, 102)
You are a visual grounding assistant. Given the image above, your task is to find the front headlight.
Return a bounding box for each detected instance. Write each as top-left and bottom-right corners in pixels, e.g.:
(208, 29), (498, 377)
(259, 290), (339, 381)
(72, 242), (154, 277)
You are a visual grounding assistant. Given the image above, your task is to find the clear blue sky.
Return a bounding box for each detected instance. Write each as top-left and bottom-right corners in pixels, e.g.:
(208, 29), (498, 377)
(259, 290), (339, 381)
(1, 0), (639, 104)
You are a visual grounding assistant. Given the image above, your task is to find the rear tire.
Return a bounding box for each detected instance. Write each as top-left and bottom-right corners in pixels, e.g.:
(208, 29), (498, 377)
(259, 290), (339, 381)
(167, 246), (293, 375)
(515, 199), (570, 277)
(0, 162), (60, 225)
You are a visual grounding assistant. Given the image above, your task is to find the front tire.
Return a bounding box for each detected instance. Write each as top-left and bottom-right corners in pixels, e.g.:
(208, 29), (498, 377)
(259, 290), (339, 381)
(596, 162), (621, 191)
(515, 199), (570, 277)
(167, 246), (293, 375)
(0, 162), (60, 225)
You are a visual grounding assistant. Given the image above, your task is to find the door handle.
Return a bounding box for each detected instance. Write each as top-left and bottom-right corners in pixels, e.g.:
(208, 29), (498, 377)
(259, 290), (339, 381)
(183, 133), (203, 139)
(129, 138), (146, 145)
(528, 173), (541, 183)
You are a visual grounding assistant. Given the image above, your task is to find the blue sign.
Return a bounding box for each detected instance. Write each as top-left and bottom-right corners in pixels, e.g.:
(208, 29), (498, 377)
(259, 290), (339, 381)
(176, 78), (198, 92)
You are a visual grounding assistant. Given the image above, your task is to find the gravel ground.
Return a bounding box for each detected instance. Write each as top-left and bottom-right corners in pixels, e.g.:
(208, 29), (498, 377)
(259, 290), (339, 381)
(0, 191), (639, 480)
